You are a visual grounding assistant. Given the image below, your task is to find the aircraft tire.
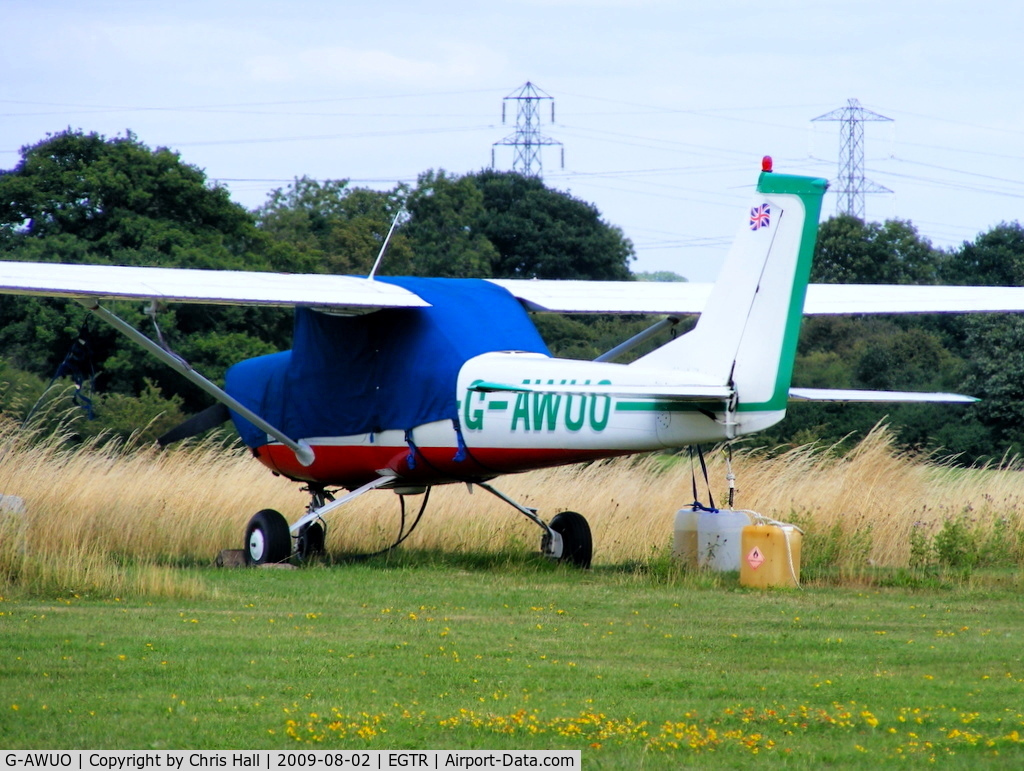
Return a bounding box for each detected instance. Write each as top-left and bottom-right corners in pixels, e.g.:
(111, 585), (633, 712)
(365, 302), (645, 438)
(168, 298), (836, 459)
(296, 522), (326, 563)
(244, 509), (291, 565)
(549, 511), (592, 569)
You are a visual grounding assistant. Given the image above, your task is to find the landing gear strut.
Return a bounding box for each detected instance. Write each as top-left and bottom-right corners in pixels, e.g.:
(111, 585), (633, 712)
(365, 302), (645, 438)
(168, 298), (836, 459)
(294, 487), (330, 563)
(241, 474), (593, 569)
(477, 482), (593, 569)
(295, 521), (326, 562)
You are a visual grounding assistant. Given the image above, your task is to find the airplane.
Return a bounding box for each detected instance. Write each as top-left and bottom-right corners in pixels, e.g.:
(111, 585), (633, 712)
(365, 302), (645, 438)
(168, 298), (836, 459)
(0, 157), (1019, 569)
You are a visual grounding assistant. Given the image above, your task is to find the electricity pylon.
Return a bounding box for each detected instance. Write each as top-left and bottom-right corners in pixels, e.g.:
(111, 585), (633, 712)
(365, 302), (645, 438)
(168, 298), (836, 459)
(492, 81), (564, 177)
(812, 98), (893, 219)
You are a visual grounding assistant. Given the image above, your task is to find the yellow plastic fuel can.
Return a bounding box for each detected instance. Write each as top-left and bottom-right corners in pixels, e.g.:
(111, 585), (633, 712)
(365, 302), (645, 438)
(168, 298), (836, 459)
(739, 524), (802, 588)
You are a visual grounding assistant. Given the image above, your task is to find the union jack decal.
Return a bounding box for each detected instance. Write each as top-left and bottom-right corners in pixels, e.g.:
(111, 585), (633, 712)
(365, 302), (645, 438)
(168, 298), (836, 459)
(749, 203), (771, 231)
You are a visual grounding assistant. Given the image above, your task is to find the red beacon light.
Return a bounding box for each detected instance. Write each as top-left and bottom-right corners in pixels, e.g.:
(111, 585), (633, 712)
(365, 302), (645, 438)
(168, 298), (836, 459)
(761, 155), (773, 173)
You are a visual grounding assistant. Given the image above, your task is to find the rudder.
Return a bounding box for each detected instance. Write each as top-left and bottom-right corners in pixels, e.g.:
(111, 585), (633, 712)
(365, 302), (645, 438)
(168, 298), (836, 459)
(633, 166), (828, 423)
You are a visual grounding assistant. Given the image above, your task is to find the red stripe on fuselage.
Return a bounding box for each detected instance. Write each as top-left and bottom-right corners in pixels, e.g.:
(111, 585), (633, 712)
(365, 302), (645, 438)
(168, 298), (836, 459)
(256, 443), (631, 488)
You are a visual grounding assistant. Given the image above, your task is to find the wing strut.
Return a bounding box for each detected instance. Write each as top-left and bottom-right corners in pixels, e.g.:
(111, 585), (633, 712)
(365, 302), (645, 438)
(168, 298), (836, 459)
(594, 316), (681, 362)
(77, 299), (316, 467)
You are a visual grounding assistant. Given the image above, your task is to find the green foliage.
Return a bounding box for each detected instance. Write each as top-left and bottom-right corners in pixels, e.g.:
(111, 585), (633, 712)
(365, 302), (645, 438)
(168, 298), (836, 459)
(255, 169), (636, 282)
(0, 129), (261, 269)
(939, 226), (1024, 457)
(755, 312), (977, 455)
(940, 222), (1024, 286)
(255, 176), (414, 275)
(909, 523), (933, 572)
(931, 516), (978, 571)
(0, 359), (49, 417)
(853, 327), (955, 391)
(0, 357), (188, 446)
(533, 313), (694, 362)
(402, 170), (497, 277)
(634, 270), (687, 282)
(812, 215), (943, 285)
(0, 130), (292, 411)
(75, 379), (186, 445)
(906, 511), (1024, 584)
(787, 513), (873, 578)
(961, 315), (1024, 455)
(468, 169), (635, 280)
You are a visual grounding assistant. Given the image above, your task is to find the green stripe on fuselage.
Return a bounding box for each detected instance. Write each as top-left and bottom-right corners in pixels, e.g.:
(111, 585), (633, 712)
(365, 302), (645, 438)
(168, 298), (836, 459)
(615, 401), (726, 413)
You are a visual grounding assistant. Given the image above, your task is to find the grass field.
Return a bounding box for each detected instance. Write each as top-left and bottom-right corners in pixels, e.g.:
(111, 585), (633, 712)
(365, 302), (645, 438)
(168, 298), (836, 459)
(2, 560), (1024, 767)
(2, 420), (1024, 764)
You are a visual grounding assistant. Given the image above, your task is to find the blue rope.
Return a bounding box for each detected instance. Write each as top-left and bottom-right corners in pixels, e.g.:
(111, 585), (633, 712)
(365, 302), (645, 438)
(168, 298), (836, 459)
(403, 429), (417, 470)
(452, 418), (468, 462)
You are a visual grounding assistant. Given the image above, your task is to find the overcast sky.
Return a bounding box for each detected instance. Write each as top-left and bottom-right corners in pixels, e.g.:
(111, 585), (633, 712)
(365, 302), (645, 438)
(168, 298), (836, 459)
(3, 0), (1022, 281)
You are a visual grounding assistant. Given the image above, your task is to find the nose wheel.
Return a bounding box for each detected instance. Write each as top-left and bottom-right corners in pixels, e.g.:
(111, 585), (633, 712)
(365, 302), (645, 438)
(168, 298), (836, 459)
(244, 508), (291, 565)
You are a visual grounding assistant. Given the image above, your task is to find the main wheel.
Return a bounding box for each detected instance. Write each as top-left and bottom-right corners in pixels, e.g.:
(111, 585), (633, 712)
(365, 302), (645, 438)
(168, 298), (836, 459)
(549, 510), (593, 569)
(244, 509), (291, 565)
(295, 521), (325, 563)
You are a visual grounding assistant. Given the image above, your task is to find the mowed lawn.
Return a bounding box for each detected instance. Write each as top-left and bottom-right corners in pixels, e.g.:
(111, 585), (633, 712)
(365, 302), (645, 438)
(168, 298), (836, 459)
(2, 560), (1024, 768)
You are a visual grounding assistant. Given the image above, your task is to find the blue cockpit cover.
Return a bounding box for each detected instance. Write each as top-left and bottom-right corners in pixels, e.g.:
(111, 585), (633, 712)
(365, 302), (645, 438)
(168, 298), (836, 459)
(224, 277), (550, 447)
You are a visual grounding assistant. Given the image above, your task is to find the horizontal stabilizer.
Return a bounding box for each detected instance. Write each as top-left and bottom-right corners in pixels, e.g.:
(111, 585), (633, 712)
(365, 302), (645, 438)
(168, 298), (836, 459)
(469, 379), (734, 401)
(0, 261), (430, 312)
(789, 387), (977, 403)
(805, 284), (1024, 315)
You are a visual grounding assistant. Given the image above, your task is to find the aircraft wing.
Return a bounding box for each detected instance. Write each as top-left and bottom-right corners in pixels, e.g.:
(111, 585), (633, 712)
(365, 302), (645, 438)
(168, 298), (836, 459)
(489, 278), (1024, 316)
(789, 388), (977, 403)
(3, 260), (1023, 317)
(486, 279), (713, 314)
(0, 261), (430, 312)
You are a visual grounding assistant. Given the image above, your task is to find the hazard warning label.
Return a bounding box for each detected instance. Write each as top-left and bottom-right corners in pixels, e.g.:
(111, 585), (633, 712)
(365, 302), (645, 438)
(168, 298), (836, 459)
(746, 547), (765, 570)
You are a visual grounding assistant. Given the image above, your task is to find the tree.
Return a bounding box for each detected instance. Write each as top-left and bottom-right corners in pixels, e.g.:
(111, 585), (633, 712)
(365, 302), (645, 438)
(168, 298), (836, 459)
(256, 169), (637, 282)
(962, 314), (1024, 454)
(943, 222), (1024, 458)
(785, 220), (1024, 462)
(941, 222), (1024, 287)
(635, 270), (687, 282)
(812, 215), (943, 285)
(0, 129), (261, 269)
(468, 170), (635, 280)
(402, 170), (498, 277)
(255, 176), (415, 276)
(0, 130), (290, 408)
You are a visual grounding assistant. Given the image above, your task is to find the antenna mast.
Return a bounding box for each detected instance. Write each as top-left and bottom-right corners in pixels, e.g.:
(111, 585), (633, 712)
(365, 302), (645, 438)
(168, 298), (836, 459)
(812, 98), (893, 219)
(492, 81), (564, 177)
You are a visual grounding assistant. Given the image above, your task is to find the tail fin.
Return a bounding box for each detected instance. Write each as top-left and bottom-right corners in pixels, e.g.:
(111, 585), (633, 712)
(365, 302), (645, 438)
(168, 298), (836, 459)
(633, 166), (827, 422)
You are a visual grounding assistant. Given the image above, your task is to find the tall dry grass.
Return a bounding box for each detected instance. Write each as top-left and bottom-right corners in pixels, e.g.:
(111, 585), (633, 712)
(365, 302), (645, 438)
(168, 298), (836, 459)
(720, 424), (1024, 568)
(0, 417), (305, 596)
(1, 418), (1023, 596)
